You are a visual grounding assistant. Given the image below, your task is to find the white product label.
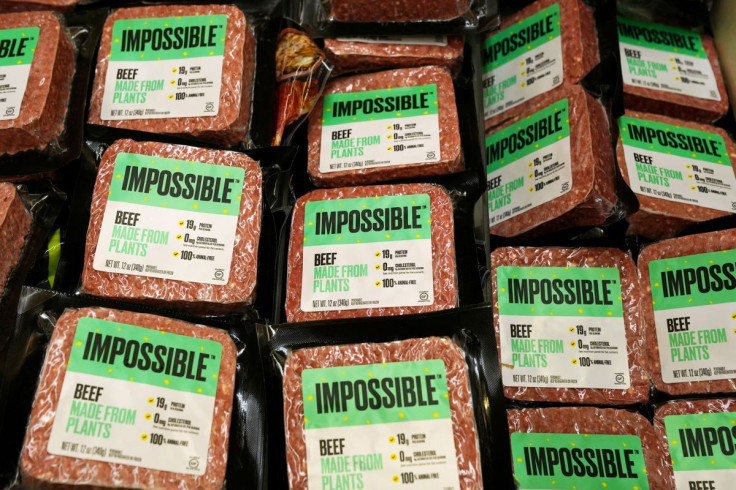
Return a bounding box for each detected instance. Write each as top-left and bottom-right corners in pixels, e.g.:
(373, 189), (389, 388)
(92, 152), (244, 286)
(319, 84), (441, 173)
(335, 35), (449, 46)
(648, 250), (736, 384)
(0, 27), (38, 121)
(301, 360), (461, 489)
(619, 116), (736, 213)
(486, 98), (572, 227)
(99, 15), (228, 121)
(47, 318), (223, 475)
(300, 194), (435, 312)
(482, 3), (563, 122)
(618, 16), (721, 101)
(496, 266), (631, 390)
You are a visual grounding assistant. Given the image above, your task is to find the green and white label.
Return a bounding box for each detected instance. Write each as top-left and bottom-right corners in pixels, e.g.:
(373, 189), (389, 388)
(0, 27), (39, 121)
(619, 116), (736, 212)
(319, 84), (441, 173)
(334, 35), (448, 46)
(47, 317), (223, 475)
(93, 152), (244, 285)
(511, 432), (650, 489)
(617, 16), (720, 101)
(301, 360), (461, 489)
(648, 249), (736, 383)
(300, 194), (434, 312)
(664, 412), (736, 489)
(486, 98), (572, 227)
(497, 266), (630, 389)
(100, 15), (227, 120)
(482, 3), (562, 121)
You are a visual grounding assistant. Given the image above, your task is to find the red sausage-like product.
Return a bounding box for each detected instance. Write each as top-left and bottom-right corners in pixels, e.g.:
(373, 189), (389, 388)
(0, 11), (75, 156)
(21, 307), (237, 489)
(81, 139), (262, 314)
(617, 16), (729, 123)
(638, 228), (736, 396)
(508, 407), (669, 489)
(285, 183), (457, 322)
(308, 65), (463, 187)
(283, 337), (482, 489)
(491, 246), (649, 405)
(88, 5), (255, 148)
(616, 111), (736, 239)
(482, 0), (599, 129)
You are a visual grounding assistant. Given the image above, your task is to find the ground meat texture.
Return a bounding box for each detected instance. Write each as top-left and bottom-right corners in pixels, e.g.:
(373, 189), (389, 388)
(87, 5), (255, 148)
(488, 85), (617, 238)
(483, 0), (599, 129)
(616, 110), (736, 240)
(308, 65), (463, 187)
(638, 228), (736, 396)
(0, 11), (75, 156)
(508, 407), (669, 489)
(0, 183), (31, 296)
(620, 26), (729, 123)
(80, 139), (262, 314)
(654, 398), (736, 489)
(283, 337), (482, 489)
(323, 36), (464, 75)
(0, 0), (77, 11)
(328, 0), (470, 22)
(20, 307), (236, 489)
(285, 183), (457, 322)
(491, 246), (649, 405)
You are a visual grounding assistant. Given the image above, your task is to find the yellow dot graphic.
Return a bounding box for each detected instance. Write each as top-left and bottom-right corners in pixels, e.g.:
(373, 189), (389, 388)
(147, 398), (154, 404)
(141, 434), (148, 441)
(164, 379), (170, 385)
(145, 413), (151, 420)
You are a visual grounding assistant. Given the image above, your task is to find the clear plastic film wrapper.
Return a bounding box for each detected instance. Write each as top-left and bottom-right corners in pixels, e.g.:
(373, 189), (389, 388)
(491, 246), (649, 405)
(18, 306), (237, 489)
(507, 407), (670, 489)
(615, 111), (736, 240)
(281, 337), (483, 489)
(284, 183), (458, 323)
(323, 35), (464, 76)
(654, 398), (736, 489)
(486, 84), (620, 238)
(638, 228), (736, 396)
(86, 4), (256, 149)
(307, 65), (464, 187)
(272, 26), (332, 147)
(0, 0), (78, 12)
(79, 139), (263, 315)
(482, 0), (599, 129)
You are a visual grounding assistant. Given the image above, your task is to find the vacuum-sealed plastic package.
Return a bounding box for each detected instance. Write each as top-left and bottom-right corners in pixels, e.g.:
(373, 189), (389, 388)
(482, 0), (599, 129)
(285, 183), (458, 322)
(638, 228), (736, 396)
(0, 183), (32, 298)
(617, 15), (729, 123)
(487, 85), (618, 238)
(0, 11), (75, 157)
(308, 65), (463, 187)
(87, 5), (255, 148)
(324, 35), (464, 75)
(19, 306), (237, 489)
(282, 336), (483, 489)
(491, 246), (649, 404)
(508, 407), (670, 489)
(80, 139), (262, 314)
(616, 110), (736, 239)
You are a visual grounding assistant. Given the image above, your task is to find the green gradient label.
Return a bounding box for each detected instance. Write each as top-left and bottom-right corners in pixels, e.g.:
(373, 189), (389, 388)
(69, 317), (222, 396)
(617, 16), (703, 55)
(322, 84), (439, 126)
(497, 266), (624, 318)
(301, 360), (451, 430)
(110, 16), (227, 62)
(665, 412), (736, 471)
(0, 27), (39, 67)
(512, 432), (649, 489)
